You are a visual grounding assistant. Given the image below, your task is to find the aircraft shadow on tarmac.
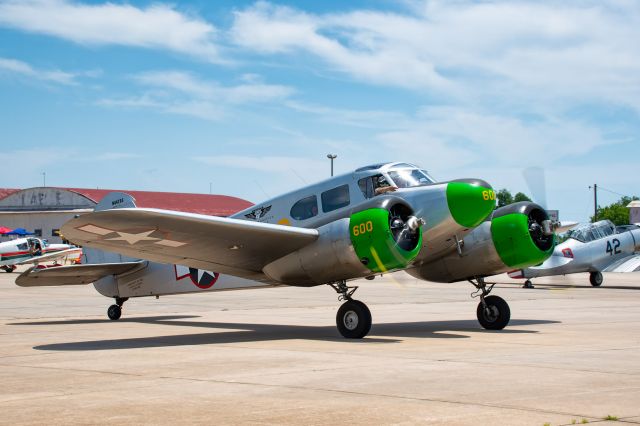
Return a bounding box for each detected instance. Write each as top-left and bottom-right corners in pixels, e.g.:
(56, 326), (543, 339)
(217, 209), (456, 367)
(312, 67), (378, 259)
(14, 316), (559, 351)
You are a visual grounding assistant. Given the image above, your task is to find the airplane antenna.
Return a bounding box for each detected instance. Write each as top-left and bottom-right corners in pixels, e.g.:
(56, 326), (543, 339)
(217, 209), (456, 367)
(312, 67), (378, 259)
(253, 180), (270, 199)
(290, 168), (307, 184)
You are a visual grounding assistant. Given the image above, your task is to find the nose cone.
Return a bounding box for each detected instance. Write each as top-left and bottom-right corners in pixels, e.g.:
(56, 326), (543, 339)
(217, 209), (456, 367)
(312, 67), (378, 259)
(446, 179), (496, 228)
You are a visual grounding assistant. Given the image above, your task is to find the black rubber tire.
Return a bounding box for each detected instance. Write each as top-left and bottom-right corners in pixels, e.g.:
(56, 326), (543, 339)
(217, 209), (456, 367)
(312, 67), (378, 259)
(336, 300), (372, 339)
(477, 295), (511, 330)
(590, 271), (603, 287)
(3, 266), (14, 273)
(107, 304), (122, 321)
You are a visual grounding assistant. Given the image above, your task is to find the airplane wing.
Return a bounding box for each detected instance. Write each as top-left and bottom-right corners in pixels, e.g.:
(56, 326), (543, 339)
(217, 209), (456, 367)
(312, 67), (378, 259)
(14, 248), (82, 266)
(602, 254), (640, 273)
(16, 262), (146, 287)
(61, 208), (319, 281)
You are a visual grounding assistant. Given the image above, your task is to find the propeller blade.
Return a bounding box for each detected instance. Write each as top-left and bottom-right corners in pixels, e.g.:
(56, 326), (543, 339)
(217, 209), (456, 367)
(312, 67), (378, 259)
(523, 167), (548, 210)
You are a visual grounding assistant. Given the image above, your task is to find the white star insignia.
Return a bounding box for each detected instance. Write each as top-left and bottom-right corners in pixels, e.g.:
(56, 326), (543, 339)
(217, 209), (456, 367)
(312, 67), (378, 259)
(106, 230), (159, 245)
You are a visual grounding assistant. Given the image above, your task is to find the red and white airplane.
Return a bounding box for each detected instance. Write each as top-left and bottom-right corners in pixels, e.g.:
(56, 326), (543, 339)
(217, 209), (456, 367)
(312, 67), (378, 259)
(0, 237), (81, 273)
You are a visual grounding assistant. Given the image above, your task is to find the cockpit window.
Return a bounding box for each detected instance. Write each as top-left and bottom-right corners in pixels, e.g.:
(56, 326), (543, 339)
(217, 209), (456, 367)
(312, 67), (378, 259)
(388, 169), (434, 188)
(566, 220), (615, 243)
(290, 195), (318, 221)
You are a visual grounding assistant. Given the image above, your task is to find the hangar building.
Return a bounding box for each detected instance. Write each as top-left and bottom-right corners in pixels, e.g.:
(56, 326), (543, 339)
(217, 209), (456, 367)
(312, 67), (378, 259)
(0, 187), (252, 244)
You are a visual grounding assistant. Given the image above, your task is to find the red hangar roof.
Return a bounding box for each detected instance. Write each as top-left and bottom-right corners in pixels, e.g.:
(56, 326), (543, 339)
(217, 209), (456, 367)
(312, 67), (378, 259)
(0, 187), (253, 217)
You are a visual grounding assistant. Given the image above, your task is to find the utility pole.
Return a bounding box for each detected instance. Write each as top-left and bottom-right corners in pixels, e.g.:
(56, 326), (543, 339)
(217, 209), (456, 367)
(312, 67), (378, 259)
(42, 172), (46, 187)
(209, 182), (212, 195)
(589, 184), (598, 222)
(327, 154), (337, 177)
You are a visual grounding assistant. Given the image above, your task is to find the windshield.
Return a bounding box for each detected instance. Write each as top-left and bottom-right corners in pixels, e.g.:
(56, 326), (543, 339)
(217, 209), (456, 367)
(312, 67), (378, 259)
(388, 169), (434, 188)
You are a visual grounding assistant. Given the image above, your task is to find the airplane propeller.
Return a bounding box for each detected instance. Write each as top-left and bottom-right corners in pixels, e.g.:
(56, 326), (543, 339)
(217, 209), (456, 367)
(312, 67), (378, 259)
(388, 204), (423, 251)
(523, 167), (577, 234)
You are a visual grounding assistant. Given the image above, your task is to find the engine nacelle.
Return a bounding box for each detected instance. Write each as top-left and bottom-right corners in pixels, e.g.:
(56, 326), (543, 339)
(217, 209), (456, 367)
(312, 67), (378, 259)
(263, 199), (422, 286)
(407, 202), (555, 283)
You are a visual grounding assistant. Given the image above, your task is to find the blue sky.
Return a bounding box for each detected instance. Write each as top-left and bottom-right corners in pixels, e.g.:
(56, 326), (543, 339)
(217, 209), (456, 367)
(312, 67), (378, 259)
(1, 0), (639, 222)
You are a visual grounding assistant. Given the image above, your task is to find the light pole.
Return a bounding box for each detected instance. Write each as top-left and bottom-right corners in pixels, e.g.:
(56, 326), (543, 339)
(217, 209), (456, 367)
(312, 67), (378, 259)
(589, 184), (598, 222)
(42, 172), (46, 187)
(327, 154), (337, 177)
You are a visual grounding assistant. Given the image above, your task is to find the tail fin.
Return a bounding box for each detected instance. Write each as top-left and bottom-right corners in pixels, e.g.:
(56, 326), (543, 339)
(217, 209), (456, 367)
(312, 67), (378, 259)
(94, 192), (137, 211)
(82, 192), (139, 264)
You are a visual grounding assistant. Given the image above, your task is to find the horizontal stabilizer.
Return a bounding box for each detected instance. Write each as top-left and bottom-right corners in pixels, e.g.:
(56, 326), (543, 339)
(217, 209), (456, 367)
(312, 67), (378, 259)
(15, 262), (145, 287)
(15, 248), (82, 266)
(603, 254), (640, 273)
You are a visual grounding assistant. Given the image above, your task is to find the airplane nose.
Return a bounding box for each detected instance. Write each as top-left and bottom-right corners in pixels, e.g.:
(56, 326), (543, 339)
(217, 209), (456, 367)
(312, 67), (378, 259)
(446, 179), (496, 228)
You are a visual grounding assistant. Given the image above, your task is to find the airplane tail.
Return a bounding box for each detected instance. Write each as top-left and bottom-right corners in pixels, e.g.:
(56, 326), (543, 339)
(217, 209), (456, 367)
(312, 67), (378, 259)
(82, 192), (138, 265)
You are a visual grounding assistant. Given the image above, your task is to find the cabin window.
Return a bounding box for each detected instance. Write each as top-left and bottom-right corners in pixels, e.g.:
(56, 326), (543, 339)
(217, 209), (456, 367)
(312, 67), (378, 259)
(290, 195), (319, 220)
(17, 243), (28, 251)
(321, 184), (350, 212)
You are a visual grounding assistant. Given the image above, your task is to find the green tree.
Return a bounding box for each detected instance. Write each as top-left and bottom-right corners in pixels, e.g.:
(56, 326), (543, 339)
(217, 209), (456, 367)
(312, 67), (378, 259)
(496, 189), (513, 207)
(514, 192), (532, 202)
(592, 196), (639, 225)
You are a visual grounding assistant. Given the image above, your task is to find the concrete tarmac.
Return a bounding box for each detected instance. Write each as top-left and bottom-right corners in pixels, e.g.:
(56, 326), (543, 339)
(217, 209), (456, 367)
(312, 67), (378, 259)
(1, 267), (640, 425)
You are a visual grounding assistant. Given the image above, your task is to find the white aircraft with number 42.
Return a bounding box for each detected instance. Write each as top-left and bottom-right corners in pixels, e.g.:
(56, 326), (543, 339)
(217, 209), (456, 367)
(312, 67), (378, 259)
(16, 163), (557, 338)
(1, 238), (81, 273)
(509, 220), (640, 287)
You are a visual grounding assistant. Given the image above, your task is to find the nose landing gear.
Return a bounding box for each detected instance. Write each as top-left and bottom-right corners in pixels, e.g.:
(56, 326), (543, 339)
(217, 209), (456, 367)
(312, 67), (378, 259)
(329, 281), (372, 339)
(469, 277), (510, 330)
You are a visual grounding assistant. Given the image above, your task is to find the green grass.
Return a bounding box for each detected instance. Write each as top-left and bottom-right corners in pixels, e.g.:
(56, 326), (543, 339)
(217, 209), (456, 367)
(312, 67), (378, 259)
(604, 415), (618, 421)
(581, 419), (589, 424)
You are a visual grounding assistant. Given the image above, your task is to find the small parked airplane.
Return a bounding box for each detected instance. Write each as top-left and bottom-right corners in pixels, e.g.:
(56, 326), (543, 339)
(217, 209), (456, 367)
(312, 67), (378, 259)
(1, 237), (81, 272)
(509, 220), (640, 287)
(16, 163), (556, 338)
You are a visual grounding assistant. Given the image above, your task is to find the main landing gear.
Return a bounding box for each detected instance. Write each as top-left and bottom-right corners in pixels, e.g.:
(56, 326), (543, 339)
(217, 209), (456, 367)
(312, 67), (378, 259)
(329, 281), (372, 339)
(469, 277), (511, 330)
(590, 271), (603, 287)
(107, 297), (128, 321)
(2, 265), (16, 273)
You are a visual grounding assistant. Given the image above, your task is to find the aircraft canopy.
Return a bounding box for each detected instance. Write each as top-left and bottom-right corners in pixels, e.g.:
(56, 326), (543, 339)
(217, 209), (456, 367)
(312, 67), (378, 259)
(565, 220), (615, 243)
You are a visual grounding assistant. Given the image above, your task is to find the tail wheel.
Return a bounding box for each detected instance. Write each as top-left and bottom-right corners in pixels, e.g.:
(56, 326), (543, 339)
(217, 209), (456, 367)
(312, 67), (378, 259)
(477, 295), (510, 330)
(590, 271), (603, 287)
(107, 304), (122, 321)
(336, 300), (372, 339)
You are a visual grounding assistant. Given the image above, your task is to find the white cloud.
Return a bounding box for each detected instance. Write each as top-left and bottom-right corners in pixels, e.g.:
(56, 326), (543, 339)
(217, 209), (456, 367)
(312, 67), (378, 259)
(0, 0), (222, 63)
(0, 57), (79, 85)
(230, 1), (640, 111)
(98, 71), (294, 121)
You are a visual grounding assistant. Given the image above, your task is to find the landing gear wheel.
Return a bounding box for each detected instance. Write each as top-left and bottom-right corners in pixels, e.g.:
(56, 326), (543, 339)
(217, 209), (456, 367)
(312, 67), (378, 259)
(2, 265), (15, 273)
(477, 295), (510, 330)
(336, 300), (372, 339)
(590, 271), (603, 287)
(107, 304), (122, 321)
(522, 279), (534, 289)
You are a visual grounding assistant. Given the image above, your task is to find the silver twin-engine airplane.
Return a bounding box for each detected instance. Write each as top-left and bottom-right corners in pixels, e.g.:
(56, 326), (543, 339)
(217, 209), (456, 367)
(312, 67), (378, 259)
(16, 162), (557, 338)
(509, 220), (640, 287)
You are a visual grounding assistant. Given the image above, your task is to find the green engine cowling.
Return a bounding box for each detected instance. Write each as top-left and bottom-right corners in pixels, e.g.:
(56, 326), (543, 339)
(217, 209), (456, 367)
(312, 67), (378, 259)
(406, 201), (555, 283)
(491, 202), (555, 269)
(350, 207), (422, 273)
(262, 199), (424, 286)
